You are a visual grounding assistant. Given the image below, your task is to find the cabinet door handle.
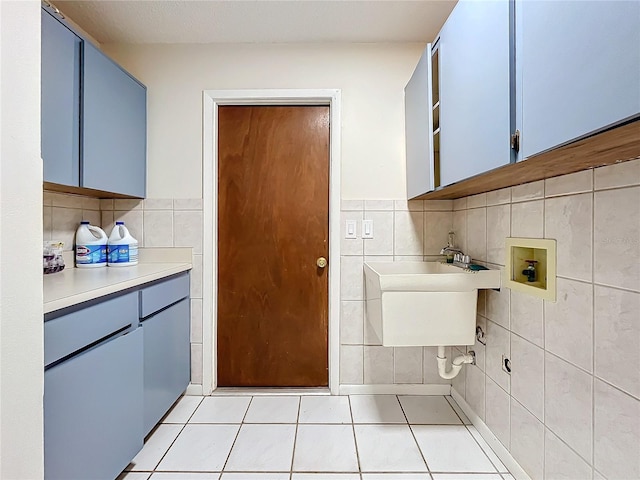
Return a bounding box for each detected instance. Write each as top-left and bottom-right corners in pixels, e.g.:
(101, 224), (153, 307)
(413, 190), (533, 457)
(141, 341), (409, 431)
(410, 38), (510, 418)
(510, 129), (521, 152)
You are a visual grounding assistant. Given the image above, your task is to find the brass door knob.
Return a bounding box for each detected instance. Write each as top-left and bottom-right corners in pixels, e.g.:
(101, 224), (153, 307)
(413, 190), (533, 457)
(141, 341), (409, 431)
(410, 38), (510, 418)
(316, 257), (328, 268)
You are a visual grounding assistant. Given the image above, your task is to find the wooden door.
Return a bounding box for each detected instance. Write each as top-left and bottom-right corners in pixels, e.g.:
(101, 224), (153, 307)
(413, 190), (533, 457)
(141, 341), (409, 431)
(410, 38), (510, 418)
(217, 105), (329, 387)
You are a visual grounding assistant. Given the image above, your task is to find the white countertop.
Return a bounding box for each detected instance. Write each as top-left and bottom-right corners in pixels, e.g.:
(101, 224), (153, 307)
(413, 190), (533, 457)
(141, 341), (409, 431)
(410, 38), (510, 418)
(43, 248), (192, 314)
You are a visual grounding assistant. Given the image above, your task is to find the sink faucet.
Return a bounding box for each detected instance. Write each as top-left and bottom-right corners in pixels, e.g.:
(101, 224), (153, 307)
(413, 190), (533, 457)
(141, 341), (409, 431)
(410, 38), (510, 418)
(440, 231), (470, 266)
(440, 231), (463, 257)
(440, 245), (464, 256)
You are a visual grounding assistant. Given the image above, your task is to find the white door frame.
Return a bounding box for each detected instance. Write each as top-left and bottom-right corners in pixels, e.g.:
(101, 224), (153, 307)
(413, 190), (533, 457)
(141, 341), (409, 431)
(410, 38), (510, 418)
(201, 89), (342, 395)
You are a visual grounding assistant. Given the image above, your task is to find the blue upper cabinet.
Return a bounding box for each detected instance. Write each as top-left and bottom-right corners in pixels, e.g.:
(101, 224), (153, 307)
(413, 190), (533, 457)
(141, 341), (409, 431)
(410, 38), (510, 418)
(405, 44), (436, 198)
(516, 0), (640, 160)
(438, 0), (512, 187)
(82, 42), (147, 198)
(41, 9), (81, 186)
(41, 7), (147, 198)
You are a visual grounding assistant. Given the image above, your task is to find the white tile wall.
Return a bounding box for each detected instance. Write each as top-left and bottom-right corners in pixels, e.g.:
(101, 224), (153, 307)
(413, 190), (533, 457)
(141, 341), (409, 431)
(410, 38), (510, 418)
(544, 428), (593, 480)
(485, 376), (510, 449)
(594, 186), (640, 291)
(593, 379), (640, 479)
(485, 320), (510, 392)
(510, 290), (543, 347)
(544, 353), (593, 461)
(511, 200), (544, 238)
(393, 347), (423, 384)
(545, 193), (593, 282)
(510, 398), (544, 480)
(448, 158), (640, 480)
(544, 277), (593, 372)
(340, 199), (453, 386)
(364, 346), (394, 384)
(393, 211), (423, 256)
(486, 204), (510, 265)
(510, 333), (544, 421)
(466, 207), (487, 262)
(594, 286), (640, 398)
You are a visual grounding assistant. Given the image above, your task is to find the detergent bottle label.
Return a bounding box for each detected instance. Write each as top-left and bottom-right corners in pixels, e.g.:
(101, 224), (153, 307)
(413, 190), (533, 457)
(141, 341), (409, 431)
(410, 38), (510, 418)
(76, 244), (107, 264)
(108, 244), (138, 263)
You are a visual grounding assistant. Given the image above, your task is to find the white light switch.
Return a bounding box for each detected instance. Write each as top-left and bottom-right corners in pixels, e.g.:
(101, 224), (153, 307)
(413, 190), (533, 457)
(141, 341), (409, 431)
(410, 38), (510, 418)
(362, 219), (374, 239)
(345, 220), (357, 239)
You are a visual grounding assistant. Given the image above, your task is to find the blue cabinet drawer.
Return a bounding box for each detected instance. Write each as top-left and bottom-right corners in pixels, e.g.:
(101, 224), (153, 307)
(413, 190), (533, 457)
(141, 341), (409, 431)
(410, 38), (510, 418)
(44, 291), (138, 367)
(45, 327), (143, 480)
(139, 272), (190, 318)
(142, 298), (191, 434)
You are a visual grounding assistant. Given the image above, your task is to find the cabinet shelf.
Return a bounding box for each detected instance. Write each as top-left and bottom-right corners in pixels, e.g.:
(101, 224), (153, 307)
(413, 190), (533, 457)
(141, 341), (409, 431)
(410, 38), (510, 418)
(416, 120), (640, 200)
(432, 104), (440, 131)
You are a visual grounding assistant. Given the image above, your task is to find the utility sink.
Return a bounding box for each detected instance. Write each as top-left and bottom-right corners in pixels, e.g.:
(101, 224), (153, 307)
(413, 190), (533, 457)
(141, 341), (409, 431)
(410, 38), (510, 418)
(364, 262), (501, 347)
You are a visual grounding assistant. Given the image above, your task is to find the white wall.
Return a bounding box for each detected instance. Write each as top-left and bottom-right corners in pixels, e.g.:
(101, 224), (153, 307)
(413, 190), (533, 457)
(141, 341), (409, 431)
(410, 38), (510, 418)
(104, 43), (424, 200)
(0, 1), (44, 477)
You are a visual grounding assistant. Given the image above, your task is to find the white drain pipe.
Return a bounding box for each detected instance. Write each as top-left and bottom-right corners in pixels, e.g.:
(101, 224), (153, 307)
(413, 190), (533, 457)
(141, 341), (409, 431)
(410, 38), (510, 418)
(437, 346), (475, 380)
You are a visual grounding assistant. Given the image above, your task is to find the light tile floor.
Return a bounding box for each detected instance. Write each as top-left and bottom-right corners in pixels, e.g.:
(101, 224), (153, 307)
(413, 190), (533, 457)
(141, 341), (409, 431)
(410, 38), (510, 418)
(119, 395), (514, 480)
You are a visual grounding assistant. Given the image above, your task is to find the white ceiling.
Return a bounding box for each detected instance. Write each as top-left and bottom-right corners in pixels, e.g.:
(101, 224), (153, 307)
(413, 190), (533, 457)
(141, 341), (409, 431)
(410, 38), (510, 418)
(54, 0), (457, 44)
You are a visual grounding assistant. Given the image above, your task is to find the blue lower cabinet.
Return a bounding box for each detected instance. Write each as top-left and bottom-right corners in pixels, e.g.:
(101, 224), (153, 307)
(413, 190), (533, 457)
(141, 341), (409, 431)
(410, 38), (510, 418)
(44, 327), (143, 480)
(142, 298), (191, 435)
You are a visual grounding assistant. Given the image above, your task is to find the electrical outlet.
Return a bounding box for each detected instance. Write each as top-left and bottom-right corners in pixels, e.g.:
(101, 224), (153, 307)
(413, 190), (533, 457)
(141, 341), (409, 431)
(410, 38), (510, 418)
(502, 355), (511, 374)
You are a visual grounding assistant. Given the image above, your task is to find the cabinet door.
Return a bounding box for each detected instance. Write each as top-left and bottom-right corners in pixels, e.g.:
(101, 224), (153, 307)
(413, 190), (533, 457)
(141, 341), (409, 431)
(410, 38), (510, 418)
(82, 42), (146, 197)
(517, 0), (640, 160)
(439, 0), (512, 186)
(142, 298), (190, 435)
(41, 9), (81, 186)
(405, 44), (435, 198)
(44, 328), (143, 480)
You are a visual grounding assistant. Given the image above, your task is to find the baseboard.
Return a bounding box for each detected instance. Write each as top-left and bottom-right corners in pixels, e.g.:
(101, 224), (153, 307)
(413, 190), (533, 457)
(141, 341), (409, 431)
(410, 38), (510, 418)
(212, 387), (331, 396)
(450, 389), (531, 480)
(339, 384), (452, 395)
(185, 383), (203, 396)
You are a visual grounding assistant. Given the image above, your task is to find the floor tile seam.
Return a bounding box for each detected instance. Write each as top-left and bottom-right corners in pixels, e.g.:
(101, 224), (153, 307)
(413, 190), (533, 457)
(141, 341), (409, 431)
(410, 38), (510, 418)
(240, 395), (253, 424)
(173, 421), (428, 426)
(428, 469), (508, 474)
(148, 469), (223, 473)
(218, 415), (245, 473)
(286, 396), (302, 475)
(396, 394), (431, 473)
(146, 421), (191, 472)
(182, 396), (206, 424)
(461, 424), (502, 475)
(444, 396), (470, 424)
(220, 469), (365, 473)
(347, 396), (363, 474)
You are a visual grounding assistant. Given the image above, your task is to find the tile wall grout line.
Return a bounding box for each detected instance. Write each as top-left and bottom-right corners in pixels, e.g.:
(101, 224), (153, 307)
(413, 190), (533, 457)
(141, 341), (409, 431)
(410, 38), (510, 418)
(545, 422), (595, 473)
